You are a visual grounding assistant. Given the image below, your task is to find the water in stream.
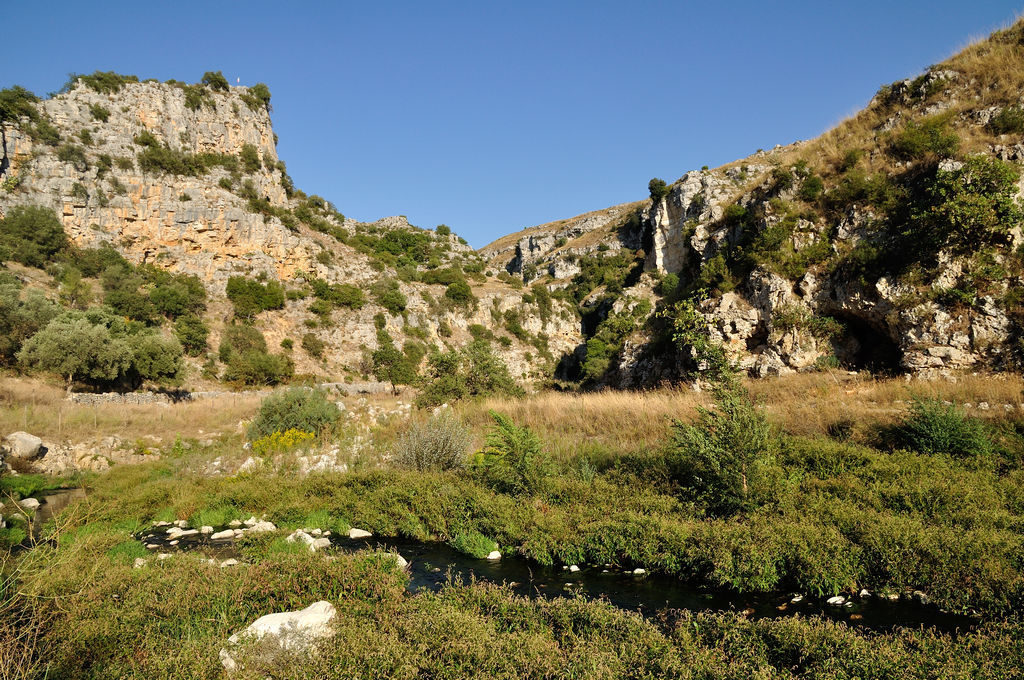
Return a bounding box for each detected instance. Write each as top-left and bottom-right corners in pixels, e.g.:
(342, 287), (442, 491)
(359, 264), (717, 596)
(137, 526), (977, 634)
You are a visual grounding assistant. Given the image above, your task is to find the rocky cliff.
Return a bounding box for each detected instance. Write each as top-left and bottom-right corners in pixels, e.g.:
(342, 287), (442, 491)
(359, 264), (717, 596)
(0, 76), (581, 384)
(481, 21), (1024, 384)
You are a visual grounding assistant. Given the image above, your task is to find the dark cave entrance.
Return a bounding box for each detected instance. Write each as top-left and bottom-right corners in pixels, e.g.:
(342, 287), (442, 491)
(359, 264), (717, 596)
(830, 314), (903, 374)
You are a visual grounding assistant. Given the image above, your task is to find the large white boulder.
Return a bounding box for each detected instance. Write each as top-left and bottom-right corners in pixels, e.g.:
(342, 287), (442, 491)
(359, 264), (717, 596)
(3, 432), (43, 460)
(219, 600), (337, 672)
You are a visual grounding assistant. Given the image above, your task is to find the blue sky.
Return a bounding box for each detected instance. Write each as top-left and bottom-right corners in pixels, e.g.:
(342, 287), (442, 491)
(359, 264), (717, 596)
(5, 1), (1022, 247)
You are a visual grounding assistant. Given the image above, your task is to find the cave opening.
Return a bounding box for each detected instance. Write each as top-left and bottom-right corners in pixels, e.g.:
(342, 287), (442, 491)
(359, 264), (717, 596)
(830, 314), (903, 374)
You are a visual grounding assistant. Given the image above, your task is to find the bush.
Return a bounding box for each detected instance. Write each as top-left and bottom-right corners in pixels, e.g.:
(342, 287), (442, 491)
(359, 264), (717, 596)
(889, 114), (960, 160)
(987, 105), (1024, 135)
(56, 143), (88, 171)
(247, 388), (340, 439)
(224, 350), (293, 386)
(891, 397), (995, 459)
(240, 83), (272, 112)
(201, 70), (230, 92)
(392, 411), (470, 471)
(648, 177), (670, 201)
(450, 530), (498, 558)
(218, 324), (267, 362)
(301, 332), (325, 359)
(444, 280), (474, 305)
(17, 317), (132, 390)
(240, 143), (261, 173)
(65, 71), (138, 94)
(89, 103), (111, 122)
(127, 334), (183, 385)
(666, 374), (781, 515)
(474, 411), (553, 495)
(174, 314), (209, 356)
(417, 339), (522, 407)
(0, 205), (68, 268)
(0, 85), (40, 125)
(225, 276), (285, 319)
(374, 282), (407, 314)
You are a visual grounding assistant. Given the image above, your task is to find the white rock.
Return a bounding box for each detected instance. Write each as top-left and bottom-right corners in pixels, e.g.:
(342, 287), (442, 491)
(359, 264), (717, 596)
(17, 498), (40, 511)
(243, 516), (258, 527)
(174, 520), (188, 527)
(210, 529), (235, 540)
(859, 588), (871, 598)
(4, 432), (43, 459)
(790, 595), (804, 604)
(485, 550), (501, 560)
(826, 596), (846, 606)
(133, 558), (148, 569)
(228, 520), (242, 528)
(145, 543), (159, 549)
(348, 528), (372, 539)
(220, 558), (239, 568)
(157, 553), (172, 560)
(169, 540), (179, 546)
(246, 521), (276, 533)
(153, 521), (171, 527)
(632, 568), (646, 575)
(568, 565), (580, 573)
(236, 456), (262, 473)
(219, 601), (337, 671)
(383, 552), (409, 569)
(309, 538), (331, 552)
(200, 526), (214, 534)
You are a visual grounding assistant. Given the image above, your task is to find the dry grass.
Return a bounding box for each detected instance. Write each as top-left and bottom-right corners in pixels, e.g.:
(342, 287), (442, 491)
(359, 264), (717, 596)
(451, 372), (1024, 459)
(0, 377), (264, 444)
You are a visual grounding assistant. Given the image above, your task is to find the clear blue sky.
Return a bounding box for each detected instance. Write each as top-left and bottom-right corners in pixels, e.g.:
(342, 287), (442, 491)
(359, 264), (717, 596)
(5, 1), (1022, 247)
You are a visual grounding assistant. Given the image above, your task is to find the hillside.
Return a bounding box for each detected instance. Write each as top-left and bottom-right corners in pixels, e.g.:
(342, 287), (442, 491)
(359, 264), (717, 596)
(482, 19), (1024, 385)
(0, 72), (581, 393)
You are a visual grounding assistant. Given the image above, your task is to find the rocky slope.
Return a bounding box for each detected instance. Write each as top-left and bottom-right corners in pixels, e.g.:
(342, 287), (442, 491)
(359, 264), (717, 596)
(483, 21), (1024, 384)
(0, 76), (581, 384)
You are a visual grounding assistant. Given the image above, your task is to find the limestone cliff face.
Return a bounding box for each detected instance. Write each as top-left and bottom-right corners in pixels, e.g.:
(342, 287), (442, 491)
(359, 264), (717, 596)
(0, 79), (582, 382)
(0, 82), (319, 291)
(480, 39), (1024, 383)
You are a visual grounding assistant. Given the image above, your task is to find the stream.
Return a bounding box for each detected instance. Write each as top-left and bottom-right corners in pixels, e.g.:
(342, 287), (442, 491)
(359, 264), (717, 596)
(137, 525), (978, 633)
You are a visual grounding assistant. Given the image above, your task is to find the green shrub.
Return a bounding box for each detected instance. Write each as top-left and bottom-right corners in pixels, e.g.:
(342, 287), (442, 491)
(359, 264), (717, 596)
(417, 340), (522, 407)
(889, 114), (960, 160)
(201, 70), (230, 92)
(0, 85), (40, 125)
(127, 334), (184, 385)
(392, 410), (470, 471)
(474, 411), (553, 495)
(57, 143), (88, 171)
(240, 83), (272, 112)
(225, 276), (285, 319)
(218, 324), (267, 362)
(174, 315), (209, 356)
(223, 350), (293, 386)
(891, 397), (995, 458)
(666, 374), (781, 515)
(65, 71), (138, 94)
(444, 280), (474, 305)
(247, 387), (340, 439)
(374, 281), (407, 314)
(240, 143), (261, 173)
(987, 105), (1024, 135)
(648, 177), (670, 201)
(88, 103), (111, 122)
(799, 174), (824, 201)
(435, 224), (451, 236)
(301, 332), (325, 359)
(0, 205), (68, 268)
(449, 530), (498, 558)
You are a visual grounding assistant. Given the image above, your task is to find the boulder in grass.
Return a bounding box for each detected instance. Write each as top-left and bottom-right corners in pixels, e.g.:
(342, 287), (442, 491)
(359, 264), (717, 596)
(220, 601), (337, 672)
(3, 432), (43, 460)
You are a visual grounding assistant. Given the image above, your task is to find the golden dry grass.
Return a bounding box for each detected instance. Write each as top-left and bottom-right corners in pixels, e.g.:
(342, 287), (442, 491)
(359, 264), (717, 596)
(454, 372), (1024, 458)
(0, 377), (264, 444)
